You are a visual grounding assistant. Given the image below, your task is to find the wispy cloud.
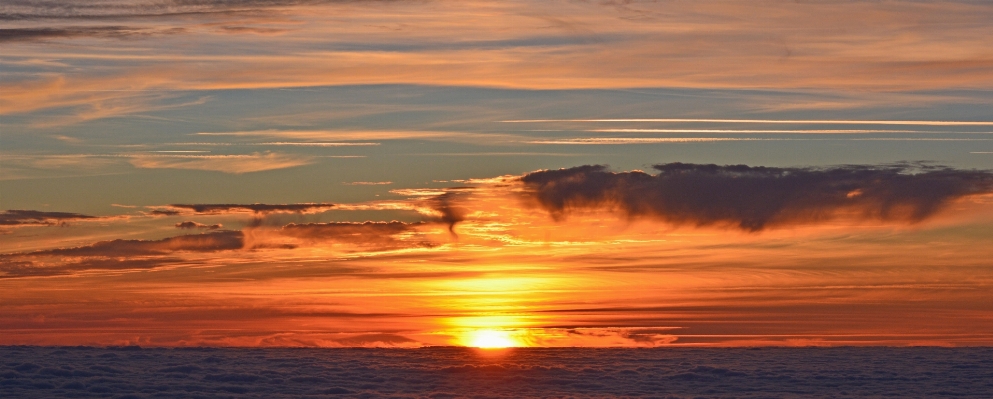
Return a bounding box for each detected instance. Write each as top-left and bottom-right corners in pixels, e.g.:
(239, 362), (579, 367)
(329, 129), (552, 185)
(0, 26), (186, 42)
(528, 138), (772, 144)
(127, 152), (313, 173)
(528, 137), (993, 144)
(0, 210), (99, 226)
(165, 202), (336, 215)
(4, 0), (993, 124)
(343, 181), (392, 185)
(588, 129), (921, 134)
(504, 119), (993, 126)
(194, 130), (522, 144)
(279, 221), (431, 249)
(175, 221), (222, 229)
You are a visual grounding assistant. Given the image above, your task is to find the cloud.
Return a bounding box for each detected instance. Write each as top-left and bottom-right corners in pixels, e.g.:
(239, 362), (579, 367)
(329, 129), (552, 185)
(0, 26), (185, 42)
(148, 209), (181, 216)
(281, 221), (416, 238)
(4, 0), (993, 126)
(22, 230), (244, 257)
(279, 221), (429, 249)
(0, 210), (98, 226)
(0, 0), (332, 20)
(0, 231), (244, 278)
(194, 130), (522, 144)
(343, 181), (392, 185)
(175, 221), (222, 229)
(520, 163), (993, 231)
(528, 138), (772, 144)
(0, 257), (187, 278)
(429, 193), (466, 234)
(505, 118), (993, 126)
(329, 333), (419, 348)
(127, 152), (313, 173)
(167, 202), (335, 215)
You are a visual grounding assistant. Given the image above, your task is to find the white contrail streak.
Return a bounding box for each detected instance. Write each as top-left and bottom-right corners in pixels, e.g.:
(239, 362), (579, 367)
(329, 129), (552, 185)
(502, 119), (993, 126)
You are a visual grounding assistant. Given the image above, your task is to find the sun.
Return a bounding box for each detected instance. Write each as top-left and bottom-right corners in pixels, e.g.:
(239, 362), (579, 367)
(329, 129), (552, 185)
(467, 329), (518, 349)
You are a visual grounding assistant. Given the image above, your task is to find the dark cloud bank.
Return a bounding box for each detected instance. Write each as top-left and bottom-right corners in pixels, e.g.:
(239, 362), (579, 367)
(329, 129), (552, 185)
(175, 221), (222, 230)
(0, 26), (184, 42)
(1, 0), (358, 21)
(521, 163), (993, 231)
(0, 210), (98, 226)
(166, 202), (336, 214)
(0, 231), (245, 278)
(0, 221), (427, 278)
(1, 346), (992, 398)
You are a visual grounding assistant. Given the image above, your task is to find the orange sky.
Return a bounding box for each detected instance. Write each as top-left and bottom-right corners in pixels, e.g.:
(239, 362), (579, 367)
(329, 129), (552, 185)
(2, 0), (993, 347)
(3, 171), (993, 347)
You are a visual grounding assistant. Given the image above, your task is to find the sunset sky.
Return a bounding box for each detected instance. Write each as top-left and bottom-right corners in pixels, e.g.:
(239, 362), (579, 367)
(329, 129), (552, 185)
(2, 0), (993, 348)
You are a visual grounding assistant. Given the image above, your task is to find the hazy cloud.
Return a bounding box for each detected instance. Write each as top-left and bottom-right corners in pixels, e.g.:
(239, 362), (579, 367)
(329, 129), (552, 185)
(175, 221), (223, 229)
(167, 202), (335, 214)
(0, 209), (98, 226)
(128, 153), (313, 174)
(279, 221), (428, 249)
(22, 230), (244, 257)
(0, 231), (243, 278)
(521, 163), (993, 231)
(429, 193), (466, 234)
(0, 0), (340, 20)
(0, 257), (187, 278)
(0, 26), (185, 42)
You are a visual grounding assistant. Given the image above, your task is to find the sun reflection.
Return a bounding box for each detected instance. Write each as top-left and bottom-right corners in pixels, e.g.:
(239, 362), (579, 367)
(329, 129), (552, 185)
(465, 329), (520, 348)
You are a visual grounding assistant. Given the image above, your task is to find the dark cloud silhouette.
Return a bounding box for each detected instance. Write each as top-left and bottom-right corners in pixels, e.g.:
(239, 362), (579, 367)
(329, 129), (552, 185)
(520, 163), (993, 231)
(148, 209), (181, 216)
(332, 333), (418, 347)
(0, 258), (186, 278)
(281, 221), (415, 238)
(23, 230), (244, 257)
(176, 221), (223, 229)
(429, 193), (466, 235)
(0, 231), (243, 278)
(0, 26), (185, 42)
(0, 210), (98, 226)
(168, 203), (335, 214)
(280, 221), (428, 249)
(0, 0), (366, 21)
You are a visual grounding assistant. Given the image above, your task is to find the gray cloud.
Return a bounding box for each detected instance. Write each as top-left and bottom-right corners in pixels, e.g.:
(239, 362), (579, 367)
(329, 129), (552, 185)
(0, 231), (244, 278)
(23, 230), (244, 257)
(0, 210), (98, 226)
(429, 193), (466, 235)
(280, 221), (430, 249)
(167, 203), (336, 215)
(0, 0), (366, 20)
(0, 26), (185, 42)
(520, 163), (993, 231)
(175, 221), (223, 229)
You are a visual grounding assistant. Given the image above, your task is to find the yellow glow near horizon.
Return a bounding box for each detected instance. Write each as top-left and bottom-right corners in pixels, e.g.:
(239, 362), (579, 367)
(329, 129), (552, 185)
(466, 329), (520, 348)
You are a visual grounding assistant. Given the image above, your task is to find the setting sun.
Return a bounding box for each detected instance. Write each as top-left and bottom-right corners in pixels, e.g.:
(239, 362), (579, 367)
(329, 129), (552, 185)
(467, 330), (519, 349)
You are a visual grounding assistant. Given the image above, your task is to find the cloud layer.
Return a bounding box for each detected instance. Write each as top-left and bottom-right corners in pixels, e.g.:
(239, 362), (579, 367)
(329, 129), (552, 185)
(521, 163), (993, 231)
(166, 202), (336, 214)
(0, 210), (98, 226)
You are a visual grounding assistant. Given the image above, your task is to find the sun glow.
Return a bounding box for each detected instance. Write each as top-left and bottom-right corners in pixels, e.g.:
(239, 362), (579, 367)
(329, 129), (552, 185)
(467, 329), (519, 349)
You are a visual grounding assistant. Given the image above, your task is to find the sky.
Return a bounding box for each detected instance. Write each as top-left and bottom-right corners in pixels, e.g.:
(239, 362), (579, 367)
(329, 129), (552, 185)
(2, 0), (993, 348)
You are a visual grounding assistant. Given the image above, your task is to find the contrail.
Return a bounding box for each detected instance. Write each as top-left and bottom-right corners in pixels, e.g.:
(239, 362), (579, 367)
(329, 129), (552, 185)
(501, 119), (993, 126)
